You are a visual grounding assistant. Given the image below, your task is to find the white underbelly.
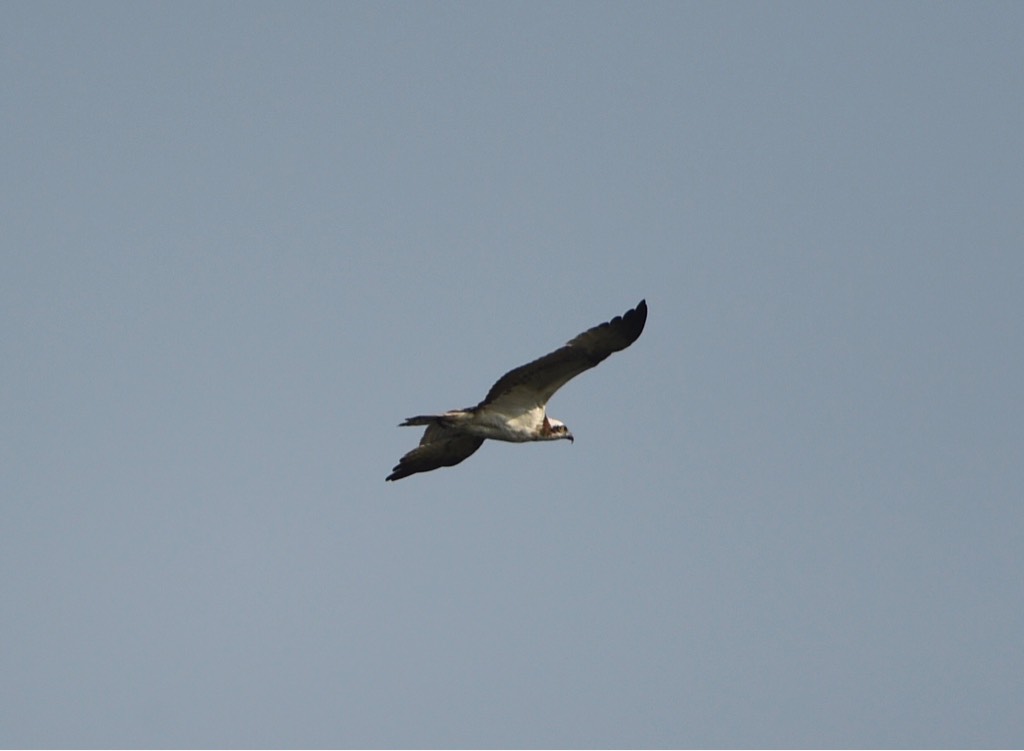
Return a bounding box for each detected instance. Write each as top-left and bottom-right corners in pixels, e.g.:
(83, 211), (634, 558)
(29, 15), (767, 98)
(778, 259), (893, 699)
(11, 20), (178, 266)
(469, 407), (543, 442)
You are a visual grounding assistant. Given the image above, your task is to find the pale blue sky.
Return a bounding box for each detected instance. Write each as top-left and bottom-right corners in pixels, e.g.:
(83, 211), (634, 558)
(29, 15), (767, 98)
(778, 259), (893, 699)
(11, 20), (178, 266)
(2, 2), (1022, 747)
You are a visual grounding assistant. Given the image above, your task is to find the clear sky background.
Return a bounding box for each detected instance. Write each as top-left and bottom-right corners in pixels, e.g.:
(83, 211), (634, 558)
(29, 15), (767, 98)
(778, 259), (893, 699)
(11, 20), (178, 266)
(2, 2), (1022, 748)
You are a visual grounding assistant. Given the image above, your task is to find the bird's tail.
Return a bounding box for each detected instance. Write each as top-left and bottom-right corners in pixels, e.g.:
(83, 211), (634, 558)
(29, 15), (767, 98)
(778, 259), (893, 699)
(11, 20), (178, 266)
(398, 415), (442, 427)
(398, 410), (474, 428)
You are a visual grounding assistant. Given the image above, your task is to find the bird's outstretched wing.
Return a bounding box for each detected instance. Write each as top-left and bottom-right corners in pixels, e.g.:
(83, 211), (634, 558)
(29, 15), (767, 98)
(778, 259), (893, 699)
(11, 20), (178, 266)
(386, 422), (485, 482)
(480, 299), (647, 413)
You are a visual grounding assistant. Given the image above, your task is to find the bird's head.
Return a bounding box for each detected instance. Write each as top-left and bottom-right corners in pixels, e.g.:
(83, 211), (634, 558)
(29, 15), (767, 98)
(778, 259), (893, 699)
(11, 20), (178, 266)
(547, 418), (574, 443)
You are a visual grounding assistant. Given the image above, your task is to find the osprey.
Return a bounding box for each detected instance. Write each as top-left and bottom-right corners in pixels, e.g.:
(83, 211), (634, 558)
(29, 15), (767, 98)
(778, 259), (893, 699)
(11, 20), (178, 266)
(386, 299), (647, 481)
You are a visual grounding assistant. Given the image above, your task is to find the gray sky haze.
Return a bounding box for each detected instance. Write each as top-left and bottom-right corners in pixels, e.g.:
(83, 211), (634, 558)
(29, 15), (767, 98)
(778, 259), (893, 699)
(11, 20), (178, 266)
(2, 2), (1022, 748)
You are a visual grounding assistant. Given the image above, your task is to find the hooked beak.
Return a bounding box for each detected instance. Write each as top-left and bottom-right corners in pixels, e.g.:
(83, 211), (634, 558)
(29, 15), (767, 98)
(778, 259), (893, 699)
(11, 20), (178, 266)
(566, 433), (574, 444)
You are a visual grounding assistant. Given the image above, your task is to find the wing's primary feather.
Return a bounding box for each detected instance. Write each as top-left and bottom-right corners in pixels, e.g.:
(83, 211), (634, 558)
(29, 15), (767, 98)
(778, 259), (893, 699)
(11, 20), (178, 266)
(482, 299), (647, 410)
(385, 422), (485, 482)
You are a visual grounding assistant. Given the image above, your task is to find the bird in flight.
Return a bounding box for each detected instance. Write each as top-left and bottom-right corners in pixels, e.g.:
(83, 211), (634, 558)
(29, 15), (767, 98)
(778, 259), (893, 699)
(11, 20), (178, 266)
(386, 299), (647, 481)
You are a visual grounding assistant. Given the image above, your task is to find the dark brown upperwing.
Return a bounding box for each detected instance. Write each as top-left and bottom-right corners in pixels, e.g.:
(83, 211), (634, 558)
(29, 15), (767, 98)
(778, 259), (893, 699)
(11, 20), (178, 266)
(480, 299), (647, 409)
(386, 427), (485, 481)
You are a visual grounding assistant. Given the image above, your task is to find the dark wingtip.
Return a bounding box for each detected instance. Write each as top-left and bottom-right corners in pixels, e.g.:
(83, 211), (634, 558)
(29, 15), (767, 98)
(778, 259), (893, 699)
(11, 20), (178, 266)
(624, 299), (648, 338)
